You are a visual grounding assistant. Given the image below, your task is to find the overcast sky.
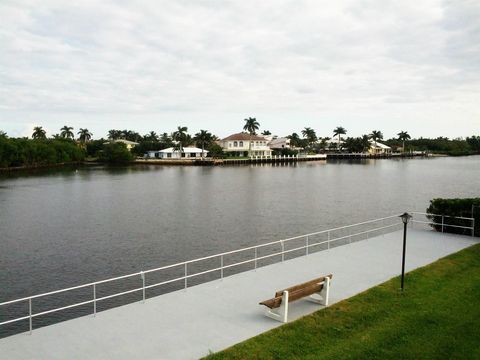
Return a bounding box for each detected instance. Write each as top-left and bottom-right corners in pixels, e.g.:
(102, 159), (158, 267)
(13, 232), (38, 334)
(0, 0), (479, 140)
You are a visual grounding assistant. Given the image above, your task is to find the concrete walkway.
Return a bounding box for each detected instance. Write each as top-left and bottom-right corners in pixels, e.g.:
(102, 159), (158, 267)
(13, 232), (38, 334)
(0, 229), (477, 360)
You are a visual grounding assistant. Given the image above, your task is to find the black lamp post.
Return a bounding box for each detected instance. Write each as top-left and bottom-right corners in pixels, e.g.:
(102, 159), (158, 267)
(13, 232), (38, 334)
(400, 212), (412, 291)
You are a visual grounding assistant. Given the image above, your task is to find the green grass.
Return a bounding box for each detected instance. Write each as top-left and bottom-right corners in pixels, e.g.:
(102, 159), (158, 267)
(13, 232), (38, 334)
(205, 243), (480, 360)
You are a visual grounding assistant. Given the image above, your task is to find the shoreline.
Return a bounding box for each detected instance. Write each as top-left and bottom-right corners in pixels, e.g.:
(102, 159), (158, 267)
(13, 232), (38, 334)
(0, 153), (473, 174)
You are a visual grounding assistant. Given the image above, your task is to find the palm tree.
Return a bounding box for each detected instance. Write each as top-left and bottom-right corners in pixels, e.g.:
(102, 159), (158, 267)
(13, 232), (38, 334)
(397, 131), (411, 152)
(0, 130), (7, 138)
(160, 132), (173, 147)
(319, 137), (330, 151)
(243, 117), (260, 135)
(121, 130), (141, 142)
(262, 130), (271, 136)
(78, 128), (93, 143)
(194, 130), (213, 159)
(361, 135), (371, 152)
(172, 126), (188, 157)
(145, 131), (158, 142)
(333, 127), (347, 144)
(287, 133), (301, 148)
(60, 126), (74, 139)
(243, 117), (260, 157)
(32, 126), (46, 139)
(369, 130), (384, 147)
(301, 127), (317, 148)
(108, 130), (122, 140)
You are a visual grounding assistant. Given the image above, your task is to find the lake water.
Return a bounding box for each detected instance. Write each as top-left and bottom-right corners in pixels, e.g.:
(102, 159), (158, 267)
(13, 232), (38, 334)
(1, 156), (479, 336)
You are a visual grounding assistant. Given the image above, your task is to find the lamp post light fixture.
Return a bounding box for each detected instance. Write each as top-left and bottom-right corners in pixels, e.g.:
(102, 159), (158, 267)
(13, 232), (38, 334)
(400, 212), (412, 291)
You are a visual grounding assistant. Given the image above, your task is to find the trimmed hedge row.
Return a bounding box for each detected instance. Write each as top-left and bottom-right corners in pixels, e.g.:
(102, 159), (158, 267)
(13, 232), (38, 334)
(426, 198), (480, 237)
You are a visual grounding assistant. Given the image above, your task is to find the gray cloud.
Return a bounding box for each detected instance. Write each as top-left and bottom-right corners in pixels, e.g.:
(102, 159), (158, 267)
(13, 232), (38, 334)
(0, 0), (478, 138)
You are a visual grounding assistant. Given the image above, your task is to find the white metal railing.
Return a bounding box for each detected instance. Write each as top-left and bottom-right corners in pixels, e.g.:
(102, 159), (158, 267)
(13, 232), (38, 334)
(0, 214), (404, 334)
(410, 212), (475, 236)
(1, 212), (474, 335)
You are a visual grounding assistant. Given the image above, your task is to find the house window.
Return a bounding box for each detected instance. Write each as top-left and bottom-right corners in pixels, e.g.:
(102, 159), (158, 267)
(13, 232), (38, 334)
(239, 141), (243, 147)
(234, 141), (238, 147)
(167, 153), (172, 158)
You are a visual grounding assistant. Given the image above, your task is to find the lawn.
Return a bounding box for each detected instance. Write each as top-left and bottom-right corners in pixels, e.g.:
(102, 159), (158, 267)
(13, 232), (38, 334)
(205, 243), (480, 360)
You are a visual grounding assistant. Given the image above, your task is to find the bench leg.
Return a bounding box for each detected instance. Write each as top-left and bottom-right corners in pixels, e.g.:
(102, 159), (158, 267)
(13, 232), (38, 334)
(308, 277), (331, 306)
(265, 291), (289, 323)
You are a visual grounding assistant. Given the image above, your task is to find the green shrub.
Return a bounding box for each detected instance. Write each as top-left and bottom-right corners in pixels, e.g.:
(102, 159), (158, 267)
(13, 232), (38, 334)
(426, 198), (480, 237)
(206, 143), (224, 158)
(98, 142), (134, 163)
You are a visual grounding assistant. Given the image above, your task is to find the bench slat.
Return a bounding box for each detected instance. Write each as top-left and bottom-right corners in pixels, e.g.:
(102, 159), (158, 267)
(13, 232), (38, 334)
(274, 274), (332, 298)
(259, 296), (282, 309)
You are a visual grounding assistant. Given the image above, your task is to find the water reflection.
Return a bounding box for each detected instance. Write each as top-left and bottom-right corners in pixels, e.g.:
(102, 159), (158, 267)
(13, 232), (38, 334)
(0, 156), (479, 337)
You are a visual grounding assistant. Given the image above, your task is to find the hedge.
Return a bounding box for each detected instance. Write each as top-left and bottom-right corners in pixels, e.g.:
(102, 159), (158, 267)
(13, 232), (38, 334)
(426, 198), (480, 237)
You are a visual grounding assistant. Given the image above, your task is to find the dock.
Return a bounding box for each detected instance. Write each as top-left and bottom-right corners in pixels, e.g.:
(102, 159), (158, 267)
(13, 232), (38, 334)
(326, 152), (428, 159)
(135, 154), (327, 166)
(0, 225), (477, 359)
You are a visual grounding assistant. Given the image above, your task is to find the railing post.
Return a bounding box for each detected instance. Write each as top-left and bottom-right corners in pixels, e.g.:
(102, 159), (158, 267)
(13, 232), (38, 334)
(29, 298), (32, 335)
(281, 241), (285, 262)
(220, 255), (224, 280)
(327, 231), (330, 249)
(141, 271), (145, 303)
(184, 263), (188, 290)
(93, 283), (96, 317)
(306, 236), (309, 255)
(254, 247), (258, 270)
(472, 218), (476, 237)
(442, 215), (444, 233)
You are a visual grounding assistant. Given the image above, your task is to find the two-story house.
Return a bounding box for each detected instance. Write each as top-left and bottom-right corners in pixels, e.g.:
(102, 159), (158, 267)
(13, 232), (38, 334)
(220, 133), (272, 157)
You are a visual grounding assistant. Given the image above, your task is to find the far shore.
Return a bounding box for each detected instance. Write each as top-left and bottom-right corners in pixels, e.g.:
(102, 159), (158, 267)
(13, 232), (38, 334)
(0, 152), (465, 174)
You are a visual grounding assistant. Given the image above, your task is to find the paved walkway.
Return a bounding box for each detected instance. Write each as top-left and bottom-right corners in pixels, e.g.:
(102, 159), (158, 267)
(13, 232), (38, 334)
(0, 229), (477, 359)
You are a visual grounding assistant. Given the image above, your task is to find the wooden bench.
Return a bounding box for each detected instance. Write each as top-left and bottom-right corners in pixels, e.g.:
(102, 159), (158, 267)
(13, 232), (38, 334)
(259, 274), (332, 323)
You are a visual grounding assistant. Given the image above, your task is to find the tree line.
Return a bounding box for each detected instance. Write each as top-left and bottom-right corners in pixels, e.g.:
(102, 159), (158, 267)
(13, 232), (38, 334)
(1, 120), (479, 167)
(0, 135), (85, 168)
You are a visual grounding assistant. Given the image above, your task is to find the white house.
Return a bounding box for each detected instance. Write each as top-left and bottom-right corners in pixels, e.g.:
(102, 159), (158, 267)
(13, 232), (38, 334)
(145, 147), (208, 159)
(220, 133), (273, 157)
(268, 137), (291, 150)
(368, 141), (392, 155)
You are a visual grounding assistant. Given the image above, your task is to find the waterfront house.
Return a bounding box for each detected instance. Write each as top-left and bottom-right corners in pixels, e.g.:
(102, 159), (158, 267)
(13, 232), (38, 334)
(146, 147), (208, 159)
(368, 141), (392, 155)
(220, 132), (273, 157)
(268, 137), (291, 150)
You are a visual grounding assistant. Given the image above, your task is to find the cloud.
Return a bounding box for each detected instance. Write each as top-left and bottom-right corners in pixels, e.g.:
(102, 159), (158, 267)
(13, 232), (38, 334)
(0, 0), (479, 138)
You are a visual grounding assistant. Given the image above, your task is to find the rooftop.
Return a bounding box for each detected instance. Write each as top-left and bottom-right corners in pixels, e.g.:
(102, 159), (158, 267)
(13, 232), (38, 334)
(104, 139), (139, 145)
(157, 147), (208, 153)
(370, 141), (391, 149)
(222, 132), (267, 141)
(0, 227), (476, 359)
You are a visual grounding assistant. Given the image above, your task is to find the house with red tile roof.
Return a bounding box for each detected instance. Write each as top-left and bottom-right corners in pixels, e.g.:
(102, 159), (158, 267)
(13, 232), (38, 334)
(219, 132), (273, 157)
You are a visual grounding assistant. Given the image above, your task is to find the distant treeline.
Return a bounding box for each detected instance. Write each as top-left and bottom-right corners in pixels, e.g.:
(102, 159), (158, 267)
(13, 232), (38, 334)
(385, 136), (480, 156)
(0, 137), (85, 168)
(1, 125), (480, 169)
